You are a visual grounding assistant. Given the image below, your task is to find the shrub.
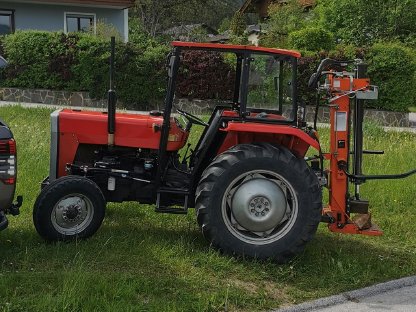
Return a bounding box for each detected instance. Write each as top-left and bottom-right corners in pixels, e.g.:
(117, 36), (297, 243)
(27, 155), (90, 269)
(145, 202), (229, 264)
(68, 34), (109, 99)
(229, 12), (246, 37)
(116, 43), (168, 109)
(366, 42), (416, 112)
(69, 35), (169, 109)
(328, 44), (366, 60)
(288, 27), (334, 52)
(263, 1), (305, 48)
(0, 30), (236, 109)
(92, 20), (123, 42)
(296, 54), (320, 105)
(176, 51), (235, 100)
(316, 0), (416, 46)
(1, 31), (414, 112)
(2, 31), (67, 89)
(0, 30), (168, 109)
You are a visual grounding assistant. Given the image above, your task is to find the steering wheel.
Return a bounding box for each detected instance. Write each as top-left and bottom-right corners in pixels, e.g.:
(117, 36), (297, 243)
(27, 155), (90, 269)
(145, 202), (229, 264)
(176, 108), (209, 127)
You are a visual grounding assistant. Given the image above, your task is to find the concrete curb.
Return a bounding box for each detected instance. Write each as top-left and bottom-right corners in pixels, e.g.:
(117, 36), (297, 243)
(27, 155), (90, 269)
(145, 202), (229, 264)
(272, 275), (416, 312)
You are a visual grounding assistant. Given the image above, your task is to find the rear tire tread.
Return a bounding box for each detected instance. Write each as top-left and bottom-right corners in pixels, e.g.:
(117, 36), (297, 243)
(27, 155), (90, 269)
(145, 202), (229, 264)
(196, 143), (322, 262)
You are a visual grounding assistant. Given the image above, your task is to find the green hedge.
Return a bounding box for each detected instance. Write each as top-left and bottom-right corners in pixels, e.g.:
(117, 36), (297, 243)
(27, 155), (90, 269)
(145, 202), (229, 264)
(0, 31), (414, 112)
(366, 42), (416, 112)
(0, 30), (238, 109)
(288, 27), (335, 52)
(0, 31), (169, 109)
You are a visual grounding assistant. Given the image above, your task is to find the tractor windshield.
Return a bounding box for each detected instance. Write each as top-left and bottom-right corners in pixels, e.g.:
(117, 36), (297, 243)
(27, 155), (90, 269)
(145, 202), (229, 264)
(166, 44), (299, 125)
(246, 53), (297, 121)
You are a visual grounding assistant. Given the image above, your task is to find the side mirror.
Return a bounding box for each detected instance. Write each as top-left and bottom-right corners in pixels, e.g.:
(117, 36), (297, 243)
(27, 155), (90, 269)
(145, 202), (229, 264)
(0, 56), (8, 69)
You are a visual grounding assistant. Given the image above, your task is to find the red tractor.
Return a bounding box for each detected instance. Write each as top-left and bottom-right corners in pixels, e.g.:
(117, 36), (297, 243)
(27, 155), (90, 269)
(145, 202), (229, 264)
(33, 40), (415, 262)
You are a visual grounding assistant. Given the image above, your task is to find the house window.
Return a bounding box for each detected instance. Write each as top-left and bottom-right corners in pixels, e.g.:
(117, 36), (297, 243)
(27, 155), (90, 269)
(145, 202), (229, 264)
(0, 10), (14, 35)
(65, 13), (96, 33)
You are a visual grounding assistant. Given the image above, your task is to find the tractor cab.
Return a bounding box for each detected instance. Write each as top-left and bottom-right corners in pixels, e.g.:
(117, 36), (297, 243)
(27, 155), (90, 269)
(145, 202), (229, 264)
(169, 42), (302, 127)
(159, 42), (318, 193)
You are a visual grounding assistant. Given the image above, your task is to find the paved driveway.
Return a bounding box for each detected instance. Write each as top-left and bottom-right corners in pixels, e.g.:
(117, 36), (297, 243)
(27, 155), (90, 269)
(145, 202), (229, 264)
(274, 276), (416, 312)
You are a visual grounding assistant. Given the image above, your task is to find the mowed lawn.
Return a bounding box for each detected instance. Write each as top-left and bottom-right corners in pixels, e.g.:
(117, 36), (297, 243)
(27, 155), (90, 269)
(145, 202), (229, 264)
(0, 105), (415, 312)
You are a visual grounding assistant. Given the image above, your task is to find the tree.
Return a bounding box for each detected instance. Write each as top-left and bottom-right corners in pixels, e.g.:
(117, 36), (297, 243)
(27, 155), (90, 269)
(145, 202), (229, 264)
(288, 26), (334, 51)
(218, 17), (231, 33)
(316, 0), (416, 46)
(263, 0), (306, 47)
(230, 12), (246, 37)
(131, 0), (243, 37)
(131, 0), (185, 37)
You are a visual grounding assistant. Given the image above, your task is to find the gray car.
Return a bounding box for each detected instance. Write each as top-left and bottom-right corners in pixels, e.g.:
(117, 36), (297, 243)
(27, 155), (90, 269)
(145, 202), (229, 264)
(0, 118), (21, 231)
(0, 56), (22, 232)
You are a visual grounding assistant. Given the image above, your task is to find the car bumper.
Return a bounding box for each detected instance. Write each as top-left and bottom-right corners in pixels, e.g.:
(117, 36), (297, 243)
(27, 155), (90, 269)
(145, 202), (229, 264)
(0, 210), (8, 231)
(0, 196), (22, 232)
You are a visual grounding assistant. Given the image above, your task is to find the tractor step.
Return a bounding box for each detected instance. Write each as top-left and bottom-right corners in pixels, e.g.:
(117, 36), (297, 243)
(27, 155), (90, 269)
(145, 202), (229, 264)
(155, 207), (188, 214)
(155, 187), (189, 214)
(157, 187), (189, 195)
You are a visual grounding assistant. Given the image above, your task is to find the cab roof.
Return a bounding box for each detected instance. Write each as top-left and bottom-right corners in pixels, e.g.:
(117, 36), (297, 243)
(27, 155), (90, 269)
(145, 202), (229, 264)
(172, 41), (301, 58)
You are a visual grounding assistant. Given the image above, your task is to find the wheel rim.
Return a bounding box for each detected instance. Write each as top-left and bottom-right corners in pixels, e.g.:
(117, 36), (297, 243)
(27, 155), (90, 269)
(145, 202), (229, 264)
(51, 193), (94, 235)
(222, 170), (298, 245)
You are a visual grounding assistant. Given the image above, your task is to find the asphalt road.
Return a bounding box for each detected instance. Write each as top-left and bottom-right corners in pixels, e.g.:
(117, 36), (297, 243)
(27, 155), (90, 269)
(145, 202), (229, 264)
(273, 276), (416, 312)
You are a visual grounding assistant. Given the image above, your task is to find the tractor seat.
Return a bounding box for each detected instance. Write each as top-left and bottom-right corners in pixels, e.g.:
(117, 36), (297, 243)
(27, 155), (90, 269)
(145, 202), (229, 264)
(256, 112), (268, 119)
(149, 110), (163, 117)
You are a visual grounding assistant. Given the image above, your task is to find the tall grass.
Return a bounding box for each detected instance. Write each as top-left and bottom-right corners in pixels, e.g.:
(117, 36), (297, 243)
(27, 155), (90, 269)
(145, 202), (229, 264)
(0, 106), (415, 312)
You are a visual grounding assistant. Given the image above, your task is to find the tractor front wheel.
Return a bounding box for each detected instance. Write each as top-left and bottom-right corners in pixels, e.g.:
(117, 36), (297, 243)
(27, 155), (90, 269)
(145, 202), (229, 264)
(195, 143), (322, 263)
(33, 176), (106, 241)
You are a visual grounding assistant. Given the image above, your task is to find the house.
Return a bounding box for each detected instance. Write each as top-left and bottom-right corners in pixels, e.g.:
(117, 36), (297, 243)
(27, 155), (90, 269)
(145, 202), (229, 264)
(0, 0), (134, 41)
(239, 0), (315, 19)
(207, 33), (230, 44)
(163, 24), (219, 42)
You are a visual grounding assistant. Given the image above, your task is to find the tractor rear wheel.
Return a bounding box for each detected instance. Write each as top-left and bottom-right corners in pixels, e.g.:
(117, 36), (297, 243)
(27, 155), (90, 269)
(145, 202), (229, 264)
(195, 143), (322, 263)
(33, 176), (106, 241)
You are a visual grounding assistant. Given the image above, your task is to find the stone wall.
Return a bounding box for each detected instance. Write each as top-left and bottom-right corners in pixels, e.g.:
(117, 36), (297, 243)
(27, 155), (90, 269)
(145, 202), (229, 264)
(308, 105), (412, 127)
(0, 88), (109, 108)
(0, 87), (413, 127)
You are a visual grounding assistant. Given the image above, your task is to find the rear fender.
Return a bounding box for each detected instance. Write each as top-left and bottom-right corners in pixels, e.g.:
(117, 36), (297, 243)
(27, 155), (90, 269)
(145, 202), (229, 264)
(218, 123), (320, 157)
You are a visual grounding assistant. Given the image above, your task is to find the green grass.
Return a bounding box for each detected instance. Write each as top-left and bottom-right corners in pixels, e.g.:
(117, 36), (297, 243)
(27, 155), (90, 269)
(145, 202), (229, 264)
(409, 107), (416, 113)
(1, 105), (416, 312)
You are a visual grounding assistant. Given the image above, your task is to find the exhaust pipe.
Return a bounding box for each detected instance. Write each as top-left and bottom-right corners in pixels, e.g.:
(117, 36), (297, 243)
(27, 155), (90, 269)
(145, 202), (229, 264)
(108, 36), (116, 146)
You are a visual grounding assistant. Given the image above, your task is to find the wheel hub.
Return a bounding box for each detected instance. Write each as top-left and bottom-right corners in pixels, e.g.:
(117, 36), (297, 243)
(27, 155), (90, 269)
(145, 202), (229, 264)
(231, 178), (287, 232)
(52, 195), (92, 232)
(249, 196), (271, 217)
(62, 204), (82, 222)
